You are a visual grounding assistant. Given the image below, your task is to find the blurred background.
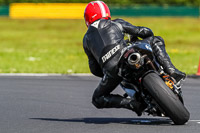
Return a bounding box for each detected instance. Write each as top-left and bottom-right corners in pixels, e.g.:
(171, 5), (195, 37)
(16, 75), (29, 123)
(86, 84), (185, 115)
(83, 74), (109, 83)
(0, 0), (199, 74)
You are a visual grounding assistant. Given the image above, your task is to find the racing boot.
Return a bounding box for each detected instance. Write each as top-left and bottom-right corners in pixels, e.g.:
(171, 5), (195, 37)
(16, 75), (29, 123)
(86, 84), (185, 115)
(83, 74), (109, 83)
(151, 36), (186, 83)
(92, 94), (146, 116)
(121, 98), (147, 116)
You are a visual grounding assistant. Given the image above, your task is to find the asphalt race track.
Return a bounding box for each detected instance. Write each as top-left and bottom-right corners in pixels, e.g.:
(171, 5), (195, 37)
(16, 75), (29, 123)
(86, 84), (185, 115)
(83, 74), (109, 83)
(0, 75), (199, 133)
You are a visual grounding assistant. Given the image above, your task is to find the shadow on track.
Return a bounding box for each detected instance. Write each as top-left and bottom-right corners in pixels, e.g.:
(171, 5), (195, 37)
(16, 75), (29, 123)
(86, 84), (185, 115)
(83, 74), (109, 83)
(30, 117), (173, 125)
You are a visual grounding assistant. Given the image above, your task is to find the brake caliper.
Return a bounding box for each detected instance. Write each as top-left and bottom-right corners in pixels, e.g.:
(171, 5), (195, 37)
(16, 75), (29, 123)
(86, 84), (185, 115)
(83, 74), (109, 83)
(162, 75), (174, 90)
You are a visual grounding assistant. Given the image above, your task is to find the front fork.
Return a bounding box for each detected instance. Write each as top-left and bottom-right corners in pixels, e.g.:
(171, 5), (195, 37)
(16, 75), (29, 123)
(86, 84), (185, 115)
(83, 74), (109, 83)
(145, 57), (184, 104)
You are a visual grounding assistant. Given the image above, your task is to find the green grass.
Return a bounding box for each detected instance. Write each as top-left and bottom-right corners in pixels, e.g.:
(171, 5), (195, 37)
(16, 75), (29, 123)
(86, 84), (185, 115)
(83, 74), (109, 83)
(124, 17), (200, 74)
(0, 17), (199, 74)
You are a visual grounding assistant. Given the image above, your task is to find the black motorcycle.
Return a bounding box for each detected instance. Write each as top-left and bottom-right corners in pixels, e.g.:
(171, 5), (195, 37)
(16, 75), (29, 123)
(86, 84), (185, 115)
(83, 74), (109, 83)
(118, 42), (190, 125)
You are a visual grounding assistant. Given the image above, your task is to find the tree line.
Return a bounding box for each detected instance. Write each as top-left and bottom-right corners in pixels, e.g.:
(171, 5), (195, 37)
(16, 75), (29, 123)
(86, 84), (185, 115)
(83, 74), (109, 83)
(0, 0), (199, 6)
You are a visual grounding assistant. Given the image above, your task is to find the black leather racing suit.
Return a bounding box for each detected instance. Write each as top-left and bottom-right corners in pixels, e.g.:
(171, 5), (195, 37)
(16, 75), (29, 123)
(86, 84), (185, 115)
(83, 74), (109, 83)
(83, 18), (158, 110)
(83, 19), (154, 77)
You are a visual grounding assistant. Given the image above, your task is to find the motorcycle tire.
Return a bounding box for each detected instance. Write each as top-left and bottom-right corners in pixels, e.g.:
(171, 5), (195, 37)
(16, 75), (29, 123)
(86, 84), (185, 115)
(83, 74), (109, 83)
(142, 72), (190, 125)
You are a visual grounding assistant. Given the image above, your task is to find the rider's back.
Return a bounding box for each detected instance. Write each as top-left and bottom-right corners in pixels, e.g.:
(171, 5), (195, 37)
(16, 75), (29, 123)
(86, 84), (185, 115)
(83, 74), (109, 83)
(83, 19), (126, 75)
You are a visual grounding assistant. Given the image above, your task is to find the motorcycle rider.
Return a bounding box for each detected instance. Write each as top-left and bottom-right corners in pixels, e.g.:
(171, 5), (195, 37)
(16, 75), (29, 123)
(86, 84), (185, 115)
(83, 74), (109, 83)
(83, 1), (186, 116)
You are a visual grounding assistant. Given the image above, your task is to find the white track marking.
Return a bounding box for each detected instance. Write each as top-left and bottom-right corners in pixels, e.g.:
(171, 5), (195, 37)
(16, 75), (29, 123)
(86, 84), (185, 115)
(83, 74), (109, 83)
(190, 120), (200, 124)
(190, 120), (200, 122)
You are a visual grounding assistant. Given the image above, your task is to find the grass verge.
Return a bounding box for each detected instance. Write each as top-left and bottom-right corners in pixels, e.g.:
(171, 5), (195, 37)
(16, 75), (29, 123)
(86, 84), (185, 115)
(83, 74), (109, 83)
(0, 17), (199, 74)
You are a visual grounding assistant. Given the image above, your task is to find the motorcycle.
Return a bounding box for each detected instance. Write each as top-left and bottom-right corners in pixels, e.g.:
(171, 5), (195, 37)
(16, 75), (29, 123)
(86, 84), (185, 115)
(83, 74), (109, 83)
(118, 42), (190, 125)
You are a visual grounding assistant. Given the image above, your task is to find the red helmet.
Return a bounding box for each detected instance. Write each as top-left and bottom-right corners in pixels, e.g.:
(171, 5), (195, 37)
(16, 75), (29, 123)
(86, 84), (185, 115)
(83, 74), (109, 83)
(84, 1), (111, 27)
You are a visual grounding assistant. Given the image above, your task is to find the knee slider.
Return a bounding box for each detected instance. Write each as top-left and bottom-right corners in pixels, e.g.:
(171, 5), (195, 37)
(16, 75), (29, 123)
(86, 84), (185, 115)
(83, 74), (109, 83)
(92, 96), (104, 109)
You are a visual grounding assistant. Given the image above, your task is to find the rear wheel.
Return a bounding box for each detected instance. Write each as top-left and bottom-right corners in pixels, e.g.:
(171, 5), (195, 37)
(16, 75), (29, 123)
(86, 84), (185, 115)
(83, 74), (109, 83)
(142, 72), (190, 125)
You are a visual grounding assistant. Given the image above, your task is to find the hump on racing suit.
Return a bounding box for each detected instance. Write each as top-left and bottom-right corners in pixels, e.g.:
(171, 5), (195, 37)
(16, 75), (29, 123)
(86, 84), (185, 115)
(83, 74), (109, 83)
(83, 18), (154, 77)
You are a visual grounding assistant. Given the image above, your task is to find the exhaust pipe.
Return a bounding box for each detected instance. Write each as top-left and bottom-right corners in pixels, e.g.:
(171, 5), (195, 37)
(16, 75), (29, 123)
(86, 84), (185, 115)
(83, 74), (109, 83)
(128, 53), (141, 65)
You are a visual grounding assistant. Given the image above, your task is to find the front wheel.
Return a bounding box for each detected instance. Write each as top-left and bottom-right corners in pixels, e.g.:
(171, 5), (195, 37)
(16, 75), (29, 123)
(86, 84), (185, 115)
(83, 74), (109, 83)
(142, 72), (190, 125)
